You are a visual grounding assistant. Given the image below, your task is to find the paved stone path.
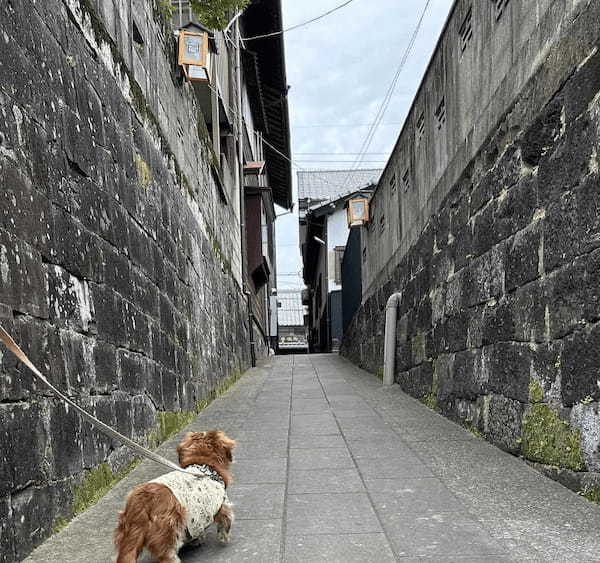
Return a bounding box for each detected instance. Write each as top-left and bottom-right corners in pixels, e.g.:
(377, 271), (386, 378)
(27, 354), (600, 562)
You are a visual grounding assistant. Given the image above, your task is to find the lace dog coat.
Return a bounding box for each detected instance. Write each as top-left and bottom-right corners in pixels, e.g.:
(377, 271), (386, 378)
(150, 464), (228, 540)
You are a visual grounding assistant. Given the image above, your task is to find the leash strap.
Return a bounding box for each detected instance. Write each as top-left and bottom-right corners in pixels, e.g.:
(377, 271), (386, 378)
(0, 324), (198, 477)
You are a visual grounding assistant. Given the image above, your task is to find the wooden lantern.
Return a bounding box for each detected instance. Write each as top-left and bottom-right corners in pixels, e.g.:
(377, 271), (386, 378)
(178, 29), (210, 83)
(347, 198), (369, 227)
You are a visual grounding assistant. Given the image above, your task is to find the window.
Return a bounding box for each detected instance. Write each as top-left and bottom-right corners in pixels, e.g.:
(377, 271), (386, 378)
(368, 202), (376, 232)
(402, 167), (411, 192)
(389, 173), (397, 194)
(434, 97), (446, 130)
(333, 246), (345, 285)
(459, 6), (473, 52)
(362, 247), (367, 263)
(416, 111), (425, 142)
(379, 214), (386, 235)
(495, 0), (509, 20)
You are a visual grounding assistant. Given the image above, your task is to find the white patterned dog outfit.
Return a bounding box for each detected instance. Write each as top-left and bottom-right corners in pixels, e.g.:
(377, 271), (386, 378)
(150, 464), (229, 541)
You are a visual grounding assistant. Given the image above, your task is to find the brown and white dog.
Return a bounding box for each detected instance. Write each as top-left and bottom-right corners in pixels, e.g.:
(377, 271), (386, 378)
(114, 431), (236, 563)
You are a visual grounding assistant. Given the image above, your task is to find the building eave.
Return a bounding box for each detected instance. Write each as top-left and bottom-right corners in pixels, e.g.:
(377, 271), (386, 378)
(241, 0), (292, 210)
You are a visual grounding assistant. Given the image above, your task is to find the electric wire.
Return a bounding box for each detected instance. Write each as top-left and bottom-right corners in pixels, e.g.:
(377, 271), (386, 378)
(339, 0), (432, 192)
(242, 0), (357, 41)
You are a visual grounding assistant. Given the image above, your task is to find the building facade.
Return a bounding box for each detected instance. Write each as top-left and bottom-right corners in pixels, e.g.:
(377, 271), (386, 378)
(0, 0), (290, 560)
(276, 289), (308, 354)
(298, 170), (380, 352)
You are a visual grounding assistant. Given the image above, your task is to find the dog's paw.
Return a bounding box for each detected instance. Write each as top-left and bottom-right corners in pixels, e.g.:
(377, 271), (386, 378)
(217, 529), (231, 544)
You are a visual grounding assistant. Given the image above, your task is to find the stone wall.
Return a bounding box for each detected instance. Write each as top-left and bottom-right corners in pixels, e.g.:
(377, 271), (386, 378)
(0, 0), (250, 560)
(342, 2), (600, 493)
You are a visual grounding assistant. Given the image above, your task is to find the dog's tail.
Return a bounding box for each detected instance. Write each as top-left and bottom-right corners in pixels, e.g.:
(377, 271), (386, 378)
(114, 483), (186, 563)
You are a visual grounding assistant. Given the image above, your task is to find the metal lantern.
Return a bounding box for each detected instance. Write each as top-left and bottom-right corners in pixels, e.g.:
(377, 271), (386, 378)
(347, 198), (369, 227)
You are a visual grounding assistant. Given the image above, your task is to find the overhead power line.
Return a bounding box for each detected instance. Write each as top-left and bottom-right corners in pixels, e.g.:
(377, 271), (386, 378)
(243, 0), (357, 41)
(340, 0), (432, 192)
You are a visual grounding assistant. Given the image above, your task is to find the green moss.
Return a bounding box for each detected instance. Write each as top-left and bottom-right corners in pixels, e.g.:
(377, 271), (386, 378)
(522, 403), (585, 471)
(375, 367), (384, 381)
(420, 392), (437, 410)
(582, 486), (600, 503)
(157, 411), (196, 442)
(72, 459), (141, 517)
(529, 380), (544, 404)
(465, 422), (482, 438)
(134, 153), (152, 188)
(51, 516), (69, 535)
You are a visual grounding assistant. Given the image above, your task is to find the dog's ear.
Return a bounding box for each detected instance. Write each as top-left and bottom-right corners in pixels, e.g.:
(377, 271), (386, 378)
(213, 431), (236, 461)
(176, 432), (196, 461)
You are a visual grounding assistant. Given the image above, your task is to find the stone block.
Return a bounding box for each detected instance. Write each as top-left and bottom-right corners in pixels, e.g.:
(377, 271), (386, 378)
(485, 394), (525, 453)
(462, 244), (505, 308)
(508, 281), (546, 343)
(560, 44), (600, 121)
(0, 495), (14, 563)
(396, 361), (433, 398)
(47, 265), (94, 332)
(0, 402), (48, 496)
(90, 284), (127, 347)
(520, 98), (562, 166)
(545, 260), (586, 339)
(485, 342), (532, 403)
(538, 116), (594, 207)
(118, 349), (146, 394)
(0, 228), (48, 318)
(506, 224), (542, 291)
(452, 349), (486, 401)
(562, 324), (600, 406)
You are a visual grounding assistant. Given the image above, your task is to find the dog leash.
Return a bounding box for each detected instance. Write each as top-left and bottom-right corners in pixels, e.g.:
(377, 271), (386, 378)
(0, 324), (199, 477)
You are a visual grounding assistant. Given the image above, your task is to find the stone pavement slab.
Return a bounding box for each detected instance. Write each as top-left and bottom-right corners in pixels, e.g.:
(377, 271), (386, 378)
(26, 354), (600, 562)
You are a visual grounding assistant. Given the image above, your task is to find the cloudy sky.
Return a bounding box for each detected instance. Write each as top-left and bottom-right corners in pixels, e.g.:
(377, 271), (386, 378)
(275, 0), (454, 289)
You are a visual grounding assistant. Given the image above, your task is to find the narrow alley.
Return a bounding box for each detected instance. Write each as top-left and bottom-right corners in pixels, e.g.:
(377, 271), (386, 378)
(26, 355), (600, 562)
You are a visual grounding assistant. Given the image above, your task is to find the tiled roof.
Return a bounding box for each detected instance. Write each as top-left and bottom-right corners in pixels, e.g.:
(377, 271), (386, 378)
(297, 169), (383, 204)
(277, 291), (305, 327)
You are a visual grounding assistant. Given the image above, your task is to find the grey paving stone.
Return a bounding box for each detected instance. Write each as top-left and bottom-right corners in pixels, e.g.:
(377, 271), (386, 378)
(286, 493), (382, 535)
(181, 520), (282, 563)
(391, 418), (475, 442)
(285, 533), (395, 563)
(235, 428), (290, 442)
(377, 512), (505, 558)
(355, 456), (434, 480)
(290, 433), (346, 449)
(234, 457), (287, 484)
(290, 420), (340, 435)
(289, 447), (354, 470)
(346, 438), (415, 459)
(291, 399), (330, 414)
(396, 557), (514, 562)
(288, 469), (365, 494)
(234, 439), (288, 459)
(229, 484), (285, 520)
(366, 478), (466, 514)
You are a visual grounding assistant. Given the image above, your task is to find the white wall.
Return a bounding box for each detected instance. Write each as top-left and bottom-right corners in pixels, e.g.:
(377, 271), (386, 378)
(326, 207), (349, 292)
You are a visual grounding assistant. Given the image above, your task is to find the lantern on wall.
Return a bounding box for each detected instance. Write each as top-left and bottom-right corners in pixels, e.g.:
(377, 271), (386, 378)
(178, 24), (211, 83)
(347, 198), (369, 227)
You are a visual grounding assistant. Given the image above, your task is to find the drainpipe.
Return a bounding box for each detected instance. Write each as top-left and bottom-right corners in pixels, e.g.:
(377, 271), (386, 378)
(383, 293), (402, 385)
